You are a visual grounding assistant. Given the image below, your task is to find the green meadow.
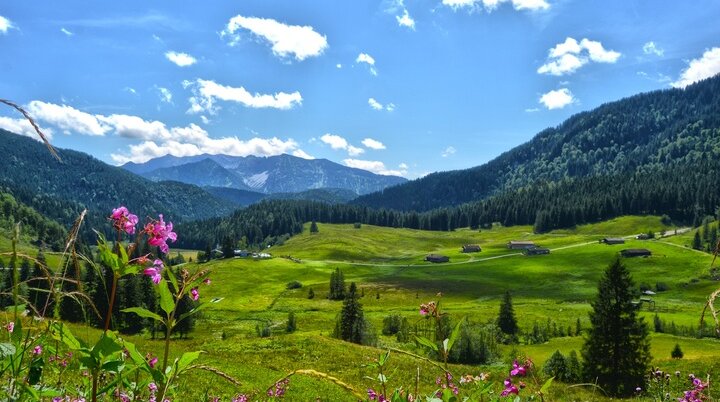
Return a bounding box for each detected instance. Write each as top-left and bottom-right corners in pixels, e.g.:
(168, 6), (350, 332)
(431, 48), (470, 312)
(5, 215), (720, 400)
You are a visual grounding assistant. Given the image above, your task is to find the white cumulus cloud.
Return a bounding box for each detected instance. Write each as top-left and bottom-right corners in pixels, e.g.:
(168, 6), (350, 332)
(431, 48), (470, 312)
(165, 51), (197, 67)
(362, 138), (386, 150)
(343, 159), (406, 176)
(442, 0), (549, 12)
(347, 145), (365, 156)
(320, 133), (348, 150)
(441, 146), (456, 157)
(26, 101), (110, 136)
(292, 149), (315, 159)
(60, 27), (74, 36)
(539, 88), (574, 109)
(368, 98), (383, 110)
(222, 15), (328, 61)
(642, 41), (664, 57)
(0, 116), (54, 140)
(368, 98), (395, 111)
(184, 79), (302, 114)
(320, 133), (366, 156)
(396, 9), (415, 29)
(671, 47), (720, 88)
(356, 53), (378, 76)
(155, 87), (173, 104)
(538, 37), (620, 76)
(0, 15), (14, 34)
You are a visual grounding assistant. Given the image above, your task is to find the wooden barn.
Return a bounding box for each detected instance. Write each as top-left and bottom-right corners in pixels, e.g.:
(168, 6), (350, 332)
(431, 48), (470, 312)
(620, 249), (652, 258)
(600, 237), (625, 245)
(425, 254), (450, 263)
(462, 244), (482, 253)
(507, 240), (536, 250)
(523, 247), (550, 256)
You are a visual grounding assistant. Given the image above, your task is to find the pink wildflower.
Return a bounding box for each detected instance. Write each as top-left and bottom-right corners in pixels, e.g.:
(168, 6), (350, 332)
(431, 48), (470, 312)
(145, 214), (177, 254)
(510, 360), (527, 376)
(5, 322), (13, 333)
(232, 396), (248, 402)
(203, 278), (211, 285)
(33, 345), (42, 355)
(148, 383), (158, 392)
(147, 355), (158, 368)
(110, 206), (138, 235)
(144, 259), (164, 284)
(191, 287), (199, 301)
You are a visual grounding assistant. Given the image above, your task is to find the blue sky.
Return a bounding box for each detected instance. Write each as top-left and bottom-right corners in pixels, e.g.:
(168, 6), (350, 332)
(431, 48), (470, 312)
(1, 1), (719, 178)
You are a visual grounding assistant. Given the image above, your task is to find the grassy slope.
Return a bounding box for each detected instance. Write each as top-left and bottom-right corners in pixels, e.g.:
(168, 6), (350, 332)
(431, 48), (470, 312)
(161, 216), (720, 400)
(6, 215), (720, 401)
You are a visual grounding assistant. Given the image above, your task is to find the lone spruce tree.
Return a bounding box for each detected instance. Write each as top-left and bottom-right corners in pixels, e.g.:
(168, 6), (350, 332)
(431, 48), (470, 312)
(497, 290), (518, 341)
(337, 282), (367, 344)
(582, 258), (651, 397)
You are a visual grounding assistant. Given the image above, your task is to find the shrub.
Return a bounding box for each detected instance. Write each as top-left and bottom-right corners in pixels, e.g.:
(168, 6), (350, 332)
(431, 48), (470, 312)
(353, 222), (362, 229)
(543, 350), (568, 381)
(655, 282), (669, 292)
(671, 343), (684, 359)
(382, 314), (403, 335)
(256, 321), (271, 338)
(286, 312), (297, 333)
(307, 288), (315, 299)
(286, 280), (302, 290)
(396, 317), (411, 343)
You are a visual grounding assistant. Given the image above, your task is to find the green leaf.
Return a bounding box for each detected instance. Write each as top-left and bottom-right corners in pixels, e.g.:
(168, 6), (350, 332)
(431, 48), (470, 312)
(50, 322), (84, 351)
(101, 360), (125, 373)
(158, 279), (175, 316)
(167, 268), (179, 293)
(447, 319), (463, 353)
(92, 333), (122, 357)
(28, 357), (44, 385)
(415, 335), (438, 352)
(378, 350), (390, 366)
(123, 340), (147, 368)
(176, 350), (203, 373)
(118, 243), (129, 265)
(122, 307), (163, 322)
(0, 343), (16, 358)
(540, 376), (555, 393)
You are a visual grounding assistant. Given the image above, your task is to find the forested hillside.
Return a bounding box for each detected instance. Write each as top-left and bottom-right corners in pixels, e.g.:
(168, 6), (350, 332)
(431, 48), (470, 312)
(0, 130), (237, 228)
(355, 74), (720, 211)
(176, 158), (720, 248)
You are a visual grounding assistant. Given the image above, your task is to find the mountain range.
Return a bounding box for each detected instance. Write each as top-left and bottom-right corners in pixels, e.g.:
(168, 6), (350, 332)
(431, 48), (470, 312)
(122, 153), (406, 195)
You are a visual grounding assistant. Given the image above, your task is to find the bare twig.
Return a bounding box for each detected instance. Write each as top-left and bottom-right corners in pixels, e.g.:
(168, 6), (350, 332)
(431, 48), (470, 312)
(0, 98), (60, 161)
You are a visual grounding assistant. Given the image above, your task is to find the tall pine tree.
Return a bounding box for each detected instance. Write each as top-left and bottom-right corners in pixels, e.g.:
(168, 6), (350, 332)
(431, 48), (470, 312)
(27, 260), (52, 317)
(336, 282), (368, 344)
(582, 258), (651, 397)
(497, 290), (518, 339)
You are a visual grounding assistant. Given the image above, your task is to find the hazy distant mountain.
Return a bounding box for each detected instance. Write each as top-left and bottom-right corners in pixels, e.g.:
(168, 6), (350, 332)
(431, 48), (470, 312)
(123, 154), (406, 195)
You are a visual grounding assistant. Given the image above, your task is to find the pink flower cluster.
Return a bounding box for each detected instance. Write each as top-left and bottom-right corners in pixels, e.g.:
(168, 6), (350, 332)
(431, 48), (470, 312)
(143, 259), (164, 285)
(52, 397), (86, 402)
(434, 372), (459, 396)
(419, 301), (437, 317)
(501, 360), (529, 397)
(679, 375), (709, 402)
(367, 389), (387, 402)
(110, 206), (139, 235)
(231, 395), (248, 402)
(145, 214), (177, 254)
(267, 378), (290, 398)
